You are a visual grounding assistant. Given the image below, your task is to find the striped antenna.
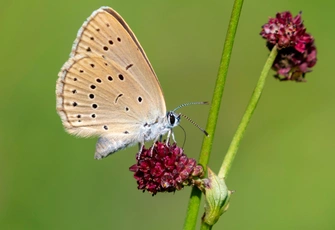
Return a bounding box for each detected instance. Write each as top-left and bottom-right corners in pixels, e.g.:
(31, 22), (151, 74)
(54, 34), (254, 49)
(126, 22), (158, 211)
(180, 113), (209, 137)
(173, 101), (209, 112)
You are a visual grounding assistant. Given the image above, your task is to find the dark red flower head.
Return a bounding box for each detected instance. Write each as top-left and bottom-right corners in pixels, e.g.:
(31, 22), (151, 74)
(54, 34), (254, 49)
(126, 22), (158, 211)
(260, 11), (317, 82)
(129, 142), (204, 195)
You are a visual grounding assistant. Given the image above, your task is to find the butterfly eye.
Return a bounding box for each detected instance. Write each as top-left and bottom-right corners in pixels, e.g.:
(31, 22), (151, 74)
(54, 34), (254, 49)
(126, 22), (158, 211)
(167, 112), (181, 127)
(170, 114), (175, 125)
(167, 113), (177, 126)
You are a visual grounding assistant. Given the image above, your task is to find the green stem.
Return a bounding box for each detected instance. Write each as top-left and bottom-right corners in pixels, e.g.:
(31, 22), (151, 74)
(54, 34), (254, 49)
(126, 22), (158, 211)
(183, 0), (244, 229)
(218, 45), (278, 178)
(200, 223), (212, 230)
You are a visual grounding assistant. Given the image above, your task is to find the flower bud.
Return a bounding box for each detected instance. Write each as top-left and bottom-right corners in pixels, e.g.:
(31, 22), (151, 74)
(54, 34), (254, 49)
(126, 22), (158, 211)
(200, 168), (232, 226)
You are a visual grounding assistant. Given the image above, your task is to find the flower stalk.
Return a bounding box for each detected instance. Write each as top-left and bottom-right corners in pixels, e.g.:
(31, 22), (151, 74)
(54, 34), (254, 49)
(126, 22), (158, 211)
(218, 45), (278, 178)
(183, 0), (244, 229)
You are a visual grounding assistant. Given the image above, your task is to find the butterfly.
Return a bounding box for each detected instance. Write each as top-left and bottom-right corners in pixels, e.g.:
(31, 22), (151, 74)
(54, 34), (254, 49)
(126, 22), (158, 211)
(56, 6), (186, 159)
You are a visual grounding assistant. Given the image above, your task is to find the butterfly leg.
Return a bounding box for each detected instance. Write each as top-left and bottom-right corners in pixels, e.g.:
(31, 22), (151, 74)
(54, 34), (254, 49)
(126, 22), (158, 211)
(165, 129), (176, 146)
(149, 135), (161, 157)
(171, 131), (177, 143)
(166, 130), (171, 145)
(136, 142), (145, 160)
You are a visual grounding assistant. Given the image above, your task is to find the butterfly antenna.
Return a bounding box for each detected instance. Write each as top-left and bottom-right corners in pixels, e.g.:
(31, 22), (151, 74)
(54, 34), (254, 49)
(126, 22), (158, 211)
(178, 125), (187, 148)
(180, 114), (209, 136)
(173, 101), (209, 112)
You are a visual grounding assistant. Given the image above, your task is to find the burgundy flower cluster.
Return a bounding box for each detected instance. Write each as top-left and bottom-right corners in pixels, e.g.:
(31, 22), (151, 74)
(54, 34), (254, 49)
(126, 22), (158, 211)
(129, 142), (204, 195)
(260, 11), (317, 82)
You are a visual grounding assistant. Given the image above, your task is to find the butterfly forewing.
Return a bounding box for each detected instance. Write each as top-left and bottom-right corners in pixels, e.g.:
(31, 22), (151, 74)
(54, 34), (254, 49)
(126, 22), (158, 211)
(57, 7), (166, 134)
(71, 7), (166, 114)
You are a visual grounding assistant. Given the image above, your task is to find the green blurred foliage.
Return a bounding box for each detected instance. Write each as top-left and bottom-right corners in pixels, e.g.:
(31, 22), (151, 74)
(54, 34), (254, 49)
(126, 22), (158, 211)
(0, 0), (334, 229)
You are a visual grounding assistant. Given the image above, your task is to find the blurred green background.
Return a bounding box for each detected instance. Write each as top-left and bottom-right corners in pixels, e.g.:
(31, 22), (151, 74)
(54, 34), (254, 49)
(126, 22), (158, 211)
(1, 0), (334, 229)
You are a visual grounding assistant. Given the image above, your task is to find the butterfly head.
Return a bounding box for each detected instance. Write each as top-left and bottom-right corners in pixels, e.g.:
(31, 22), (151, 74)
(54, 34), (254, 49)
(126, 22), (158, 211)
(166, 111), (181, 128)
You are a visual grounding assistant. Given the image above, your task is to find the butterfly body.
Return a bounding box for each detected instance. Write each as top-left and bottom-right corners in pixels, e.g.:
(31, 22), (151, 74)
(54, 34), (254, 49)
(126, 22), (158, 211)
(95, 112), (180, 159)
(56, 7), (181, 159)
